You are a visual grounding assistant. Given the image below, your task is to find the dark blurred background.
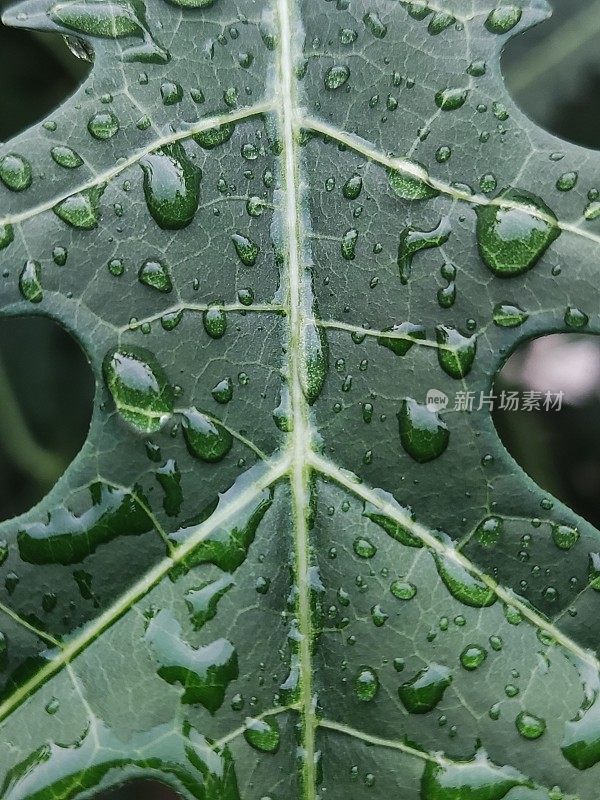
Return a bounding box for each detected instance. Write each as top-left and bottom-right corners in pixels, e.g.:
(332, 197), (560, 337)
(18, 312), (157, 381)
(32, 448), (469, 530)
(0, 1), (599, 797)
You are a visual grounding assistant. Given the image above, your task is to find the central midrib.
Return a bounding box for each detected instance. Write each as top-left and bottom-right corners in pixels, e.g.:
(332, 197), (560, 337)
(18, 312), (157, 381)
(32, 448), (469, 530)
(276, 0), (318, 797)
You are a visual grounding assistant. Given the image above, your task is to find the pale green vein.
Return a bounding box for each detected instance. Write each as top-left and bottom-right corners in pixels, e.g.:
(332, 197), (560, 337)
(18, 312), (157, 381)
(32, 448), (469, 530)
(276, 0), (318, 797)
(318, 718), (435, 763)
(318, 718), (582, 799)
(0, 454), (290, 723)
(215, 704), (300, 748)
(0, 600), (62, 649)
(117, 303), (286, 334)
(300, 116), (600, 249)
(310, 452), (600, 673)
(0, 101), (276, 229)
(316, 319), (454, 353)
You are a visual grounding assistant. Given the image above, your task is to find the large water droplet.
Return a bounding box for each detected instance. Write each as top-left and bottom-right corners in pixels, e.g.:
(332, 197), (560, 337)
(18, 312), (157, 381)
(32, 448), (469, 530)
(88, 110), (120, 140)
(53, 186), (104, 229)
(435, 325), (477, 378)
(145, 608), (238, 712)
(243, 717), (280, 753)
(156, 459), (182, 516)
(398, 217), (451, 284)
(18, 483), (153, 564)
(185, 574), (234, 629)
(421, 751), (528, 800)
(325, 64), (350, 89)
(0, 153), (32, 191)
(19, 260), (43, 303)
(398, 398), (449, 462)
(355, 666), (379, 701)
(140, 142), (201, 229)
(398, 663), (452, 714)
(434, 535), (496, 607)
(493, 303), (528, 327)
(460, 644), (487, 671)
(516, 711), (546, 740)
(203, 306), (227, 338)
(51, 145), (83, 169)
(232, 233), (259, 266)
(139, 258), (173, 292)
(377, 322), (427, 357)
(103, 346), (174, 432)
(182, 408), (233, 462)
(485, 6), (522, 34)
(476, 189), (561, 277)
(388, 162), (439, 201)
(193, 122), (235, 149)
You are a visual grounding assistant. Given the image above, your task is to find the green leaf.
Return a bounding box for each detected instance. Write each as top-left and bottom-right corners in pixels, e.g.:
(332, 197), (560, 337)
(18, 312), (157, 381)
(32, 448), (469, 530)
(0, 1), (600, 798)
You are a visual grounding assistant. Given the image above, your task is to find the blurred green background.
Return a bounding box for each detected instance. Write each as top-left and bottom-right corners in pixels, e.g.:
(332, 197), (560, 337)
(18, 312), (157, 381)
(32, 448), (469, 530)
(0, 1), (600, 797)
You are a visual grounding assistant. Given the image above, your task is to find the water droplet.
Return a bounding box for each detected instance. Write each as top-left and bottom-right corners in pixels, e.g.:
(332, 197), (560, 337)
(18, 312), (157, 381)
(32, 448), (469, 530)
(103, 346), (174, 432)
(140, 142), (201, 229)
(398, 217), (451, 284)
(434, 536), (496, 607)
(19, 260), (43, 303)
(565, 306), (589, 329)
(557, 171), (578, 192)
(139, 258), (173, 292)
(363, 11), (387, 38)
(388, 162), (439, 201)
(341, 228), (358, 260)
(428, 12), (456, 35)
(325, 64), (350, 90)
(182, 408), (233, 462)
(552, 523), (579, 551)
(145, 608), (238, 711)
(156, 459), (182, 517)
(232, 233), (259, 266)
(0, 224), (14, 249)
(18, 483), (153, 564)
(515, 711), (546, 740)
(398, 398), (449, 463)
(212, 377), (233, 404)
(363, 492), (423, 548)
(193, 122), (235, 149)
(435, 325), (477, 378)
(161, 81), (183, 105)
(353, 536), (377, 559)
(435, 87), (468, 110)
(485, 6), (523, 34)
(170, 478), (272, 573)
(422, 751), (528, 800)
(398, 663), (452, 714)
(355, 666), (379, 701)
(476, 189), (561, 277)
(0, 153), (32, 191)
(493, 303), (528, 327)
(53, 186), (104, 229)
(51, 145), (83, 169)
(185, 574), (234, 629)
(391, 579), (417, 600)
(88, 110), (120, 139)
(377, 322), (426, 357)
(343, 174), (363, 200)
(460, 644), (487, 671)
(244, 717), (280, 753)
(300, 317), (328, 405)
(203, 306), (227, 338)
(53, 246), (68, 266)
